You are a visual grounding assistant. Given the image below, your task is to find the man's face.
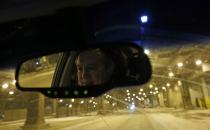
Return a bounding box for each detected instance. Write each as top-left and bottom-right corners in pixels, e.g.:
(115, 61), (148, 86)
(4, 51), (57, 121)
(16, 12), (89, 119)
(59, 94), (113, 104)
(76, 50), (107, 86)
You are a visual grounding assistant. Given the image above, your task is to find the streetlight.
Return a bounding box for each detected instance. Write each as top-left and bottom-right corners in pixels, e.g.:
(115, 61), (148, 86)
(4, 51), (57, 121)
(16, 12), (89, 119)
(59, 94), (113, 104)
(155, 87), (158, 91)
(149, 84), (153, 88)
(69, 104), (72, 108)
(143, 93), (146, 96)
(9, 90), (14, 95)
(169, 72), (174, 77)
(71, 99), (75, 102)
(59, 99), (63, 103)
(2, 83), (9, 89)
(140, 89), (143, 92)
(166, 83), (170, 87)
(162, 86), (166, 90)
(177, 62), (183, 68)
(89, 100), (92, 103)
(144, 49), (150, 55)
(133, 94), (136, 96)
(127, 93), (130, 96)
(126, 90), (129, 93)
(138, 92), (142, 95)
(195, 60), (202, 66)
(80, 100), (84, 104)
(140, 15), (148, 23)
(93, 105), (96, 108)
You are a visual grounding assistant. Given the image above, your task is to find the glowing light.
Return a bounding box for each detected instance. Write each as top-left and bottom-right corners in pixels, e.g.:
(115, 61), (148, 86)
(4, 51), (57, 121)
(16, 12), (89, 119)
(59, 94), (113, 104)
(144, 49), (150, 55)
(177, 62), (183, 67)
(155, 87), (158, 91)
(71, 99), (75, 102)
(2, 83), (9, 89)
(80, 100), (84, 104)
(9, 91), (14, 95)
(149, 84), (153, 88)
(162, 86), (166, 90)
(138, 92), (142, 95)
(127, 93), (130, 96)
(133, 94), (136, 96)
(126, 90), (129, 93)
(140, 15), (148, 23)
(89, 100), (92, 103)
(140, 89), (143, 92)
(178, 81), (182, 86)
(166, 83), (171, 87)
(130, 104), (135, 110)
(12, 80), (16, 85)
(169, 72), (174, 77)
(69, 104), (72, 108)
(59, 99), (63, 103)
(196, 60), (202, 66)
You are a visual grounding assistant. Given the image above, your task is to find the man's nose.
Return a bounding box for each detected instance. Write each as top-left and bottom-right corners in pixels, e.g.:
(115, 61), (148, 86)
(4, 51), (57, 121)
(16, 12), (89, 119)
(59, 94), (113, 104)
(82, 68), (88, 79)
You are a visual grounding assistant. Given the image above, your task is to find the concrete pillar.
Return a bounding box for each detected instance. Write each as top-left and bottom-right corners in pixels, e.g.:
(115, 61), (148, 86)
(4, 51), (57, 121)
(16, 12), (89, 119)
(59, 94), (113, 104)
(180, 81), (193, 109)
(22, 93), (49, 130)
(201, 78), (210, 108)
(52, 99), (57, 116)
(158, 92), (165, 107)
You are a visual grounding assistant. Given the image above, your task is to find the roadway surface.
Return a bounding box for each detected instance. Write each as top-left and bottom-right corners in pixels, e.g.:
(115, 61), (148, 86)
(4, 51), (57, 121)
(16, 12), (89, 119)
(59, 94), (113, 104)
(1, 109), (210, 130)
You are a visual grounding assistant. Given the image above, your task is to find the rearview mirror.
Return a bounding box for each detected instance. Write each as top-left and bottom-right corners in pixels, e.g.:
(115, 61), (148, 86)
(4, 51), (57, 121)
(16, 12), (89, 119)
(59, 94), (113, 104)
(15, 43), (152, 98)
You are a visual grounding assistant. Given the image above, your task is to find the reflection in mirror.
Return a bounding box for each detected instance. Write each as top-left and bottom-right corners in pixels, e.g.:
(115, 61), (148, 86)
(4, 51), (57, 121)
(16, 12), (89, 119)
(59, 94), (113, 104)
(17, 45), (150, 88)
(75, 49), (115, 86)
(18, 53), (61, 88)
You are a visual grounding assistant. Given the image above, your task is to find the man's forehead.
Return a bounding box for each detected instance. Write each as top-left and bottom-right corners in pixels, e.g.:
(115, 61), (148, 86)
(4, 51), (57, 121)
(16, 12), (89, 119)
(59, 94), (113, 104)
(76, 51), (103, 65)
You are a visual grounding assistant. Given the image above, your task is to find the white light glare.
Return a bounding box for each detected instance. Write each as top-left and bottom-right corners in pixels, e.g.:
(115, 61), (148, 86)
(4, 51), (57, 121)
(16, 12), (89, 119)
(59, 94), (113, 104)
(169, 72), (174, 77)
(2, 83), (9, 89)
(130, 104), (135, 110)
(141, 16), (148, 23)
(196, 60), (202, 66)
(177, 62), (183, 67)
(144, 49), (150, 55)
(9, 91), (14, 95)
(149, 84), (153, 88)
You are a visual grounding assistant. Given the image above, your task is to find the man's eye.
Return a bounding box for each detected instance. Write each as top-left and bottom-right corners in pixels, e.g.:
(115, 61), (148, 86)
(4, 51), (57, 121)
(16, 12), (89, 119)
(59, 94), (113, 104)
(87, 66), (96, 71)
(77, 67), (82, 71)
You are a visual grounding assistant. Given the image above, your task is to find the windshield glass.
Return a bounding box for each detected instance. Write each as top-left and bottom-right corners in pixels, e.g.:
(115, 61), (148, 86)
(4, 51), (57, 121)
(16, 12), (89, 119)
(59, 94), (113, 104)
(1, 42), (210, 130)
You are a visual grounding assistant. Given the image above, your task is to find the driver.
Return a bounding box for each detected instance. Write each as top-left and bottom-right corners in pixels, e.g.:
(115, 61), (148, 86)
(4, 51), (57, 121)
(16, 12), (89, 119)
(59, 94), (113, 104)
(75, 49), (115, 86)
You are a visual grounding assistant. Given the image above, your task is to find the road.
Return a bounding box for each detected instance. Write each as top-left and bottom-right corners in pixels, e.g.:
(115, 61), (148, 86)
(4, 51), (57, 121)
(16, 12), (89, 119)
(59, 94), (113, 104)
(18, 70), (54, 88)
(1, 109), (210, 130)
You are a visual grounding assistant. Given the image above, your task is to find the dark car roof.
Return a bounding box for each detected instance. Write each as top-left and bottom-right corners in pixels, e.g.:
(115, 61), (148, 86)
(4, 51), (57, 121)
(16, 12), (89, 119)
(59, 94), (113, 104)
(1, 0), (210, 69)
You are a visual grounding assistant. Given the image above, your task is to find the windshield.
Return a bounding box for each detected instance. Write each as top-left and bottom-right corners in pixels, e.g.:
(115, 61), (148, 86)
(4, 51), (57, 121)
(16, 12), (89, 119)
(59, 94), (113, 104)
(1, 42), (210, 130)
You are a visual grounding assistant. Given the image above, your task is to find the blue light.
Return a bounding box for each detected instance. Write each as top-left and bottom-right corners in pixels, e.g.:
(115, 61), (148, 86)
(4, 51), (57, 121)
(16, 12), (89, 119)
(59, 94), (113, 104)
(140, 15), (148, 23)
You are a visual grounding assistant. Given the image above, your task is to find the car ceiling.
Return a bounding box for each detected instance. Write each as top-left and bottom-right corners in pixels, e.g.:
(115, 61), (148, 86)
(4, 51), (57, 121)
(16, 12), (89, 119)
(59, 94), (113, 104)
(1, 0), (210, 69)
